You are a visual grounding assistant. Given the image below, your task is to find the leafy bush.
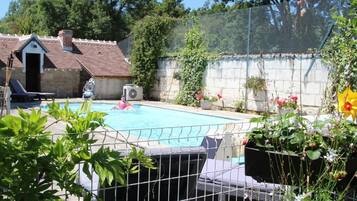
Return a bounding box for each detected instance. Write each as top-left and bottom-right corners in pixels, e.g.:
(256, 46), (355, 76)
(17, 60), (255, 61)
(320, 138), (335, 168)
(176, 24), (209, 106)
(247, 112), (357, 200)
(194, 90), (220, 103)
(131, 16), (175, 98)
(0, 102), (154, 200)
(322, 0), (357, 111)
(273, 95), (299, 114)
(248, 113), (357, 160)
(244, 76), (266, 96)
(234, 100), (245, 112)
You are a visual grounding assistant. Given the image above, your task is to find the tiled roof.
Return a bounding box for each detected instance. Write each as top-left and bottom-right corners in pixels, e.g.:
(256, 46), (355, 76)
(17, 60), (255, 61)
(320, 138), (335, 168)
(0, 33), (130, 77)
(74, 41), (130, 77)
(0, 37), (23, 68)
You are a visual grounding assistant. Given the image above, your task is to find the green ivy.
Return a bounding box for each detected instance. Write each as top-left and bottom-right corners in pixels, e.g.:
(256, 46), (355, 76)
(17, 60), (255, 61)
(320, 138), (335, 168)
(322, 0), (357, 108)
(176, 24), (209, 106)
(131, 16), (175, 98)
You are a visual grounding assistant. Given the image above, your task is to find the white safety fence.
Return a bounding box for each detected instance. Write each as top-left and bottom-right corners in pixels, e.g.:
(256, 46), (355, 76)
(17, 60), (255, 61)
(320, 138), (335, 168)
(50, 122), (356, 201)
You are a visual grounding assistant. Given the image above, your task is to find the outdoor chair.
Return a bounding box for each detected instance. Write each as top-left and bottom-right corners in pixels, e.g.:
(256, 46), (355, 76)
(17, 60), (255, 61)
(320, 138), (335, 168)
(197, 136), (283, 201)
(10, 79), (55, 101)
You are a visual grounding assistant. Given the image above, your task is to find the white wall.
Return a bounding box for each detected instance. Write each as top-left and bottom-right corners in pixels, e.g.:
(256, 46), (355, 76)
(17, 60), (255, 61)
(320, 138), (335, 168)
(94, 77), (130, 99)
(22, 39), (46, 73)
(152, 54), (330, 111)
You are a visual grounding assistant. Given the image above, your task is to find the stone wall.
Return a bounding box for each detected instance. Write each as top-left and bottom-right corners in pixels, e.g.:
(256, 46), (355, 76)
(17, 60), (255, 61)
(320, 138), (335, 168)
(152, 54), (330, 111)
(3, 68), (26, 85)
(94, 77), (130, 99)
(41, 69), (81, 98)
(0, 68), (81, 98)
(1, 68), (131, 99)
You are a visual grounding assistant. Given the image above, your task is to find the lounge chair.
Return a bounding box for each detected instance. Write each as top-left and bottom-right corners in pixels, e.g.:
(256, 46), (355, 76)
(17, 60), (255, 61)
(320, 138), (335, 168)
(197, 159), (283, 201)
(10, 79), (55, 101)
(197, 136), (283, 201)
(79, 146), (207, 201)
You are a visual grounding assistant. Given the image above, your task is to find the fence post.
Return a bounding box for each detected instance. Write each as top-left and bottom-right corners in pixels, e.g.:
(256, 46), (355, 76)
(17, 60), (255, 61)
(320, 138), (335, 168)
(0, 86), (11, 116)
(244, 8), (252, 112)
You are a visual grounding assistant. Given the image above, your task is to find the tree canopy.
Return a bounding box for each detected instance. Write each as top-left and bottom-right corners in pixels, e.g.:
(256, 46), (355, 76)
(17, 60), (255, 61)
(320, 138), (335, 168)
(0, 0), (188, 41)
(0, 0), (344, 54)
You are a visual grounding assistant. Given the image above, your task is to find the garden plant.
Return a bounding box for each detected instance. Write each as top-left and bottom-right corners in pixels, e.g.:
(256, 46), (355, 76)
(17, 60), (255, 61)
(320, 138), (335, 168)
(245, 76), (267, 96)
(245, 2), (357, 199)
(176, 21), (209, 106)
(0, 101), (154, 201)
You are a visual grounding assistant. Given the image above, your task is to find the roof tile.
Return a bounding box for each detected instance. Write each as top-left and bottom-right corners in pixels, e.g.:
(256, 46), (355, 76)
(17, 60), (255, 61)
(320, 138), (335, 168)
(0, 34), (130, 77)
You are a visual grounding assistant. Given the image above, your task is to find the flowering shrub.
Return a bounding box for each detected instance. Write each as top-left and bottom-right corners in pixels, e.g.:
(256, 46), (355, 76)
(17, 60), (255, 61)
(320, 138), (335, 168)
(248, 113), (357, 161)
(195, 90), (220, 103)
(273, 95), (298, 110)
(247, 111), (357, 199)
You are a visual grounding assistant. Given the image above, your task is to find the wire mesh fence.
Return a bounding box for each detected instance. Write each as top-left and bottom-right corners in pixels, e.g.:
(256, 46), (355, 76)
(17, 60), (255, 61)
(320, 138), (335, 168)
(119, 1), (346, 57)
(165, 0), (344, 55)
(48, 121), (357, 201)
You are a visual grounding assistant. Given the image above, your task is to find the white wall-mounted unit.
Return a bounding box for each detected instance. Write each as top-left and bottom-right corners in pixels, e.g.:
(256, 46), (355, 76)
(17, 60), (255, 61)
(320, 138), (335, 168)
(123, 84), (143, 101)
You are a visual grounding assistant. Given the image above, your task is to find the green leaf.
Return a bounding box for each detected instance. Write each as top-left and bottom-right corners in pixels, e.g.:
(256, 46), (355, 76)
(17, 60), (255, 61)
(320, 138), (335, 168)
(0, 115), (22, 135)
(94, 162), (106, 185)
(250, 117), (264, 123)
(83, 162), (92, 180)
(79, 151), (91, 160)
(53, 140), (65, 157)
(306, 150), (321, 160)
(79, 101), (92, 114)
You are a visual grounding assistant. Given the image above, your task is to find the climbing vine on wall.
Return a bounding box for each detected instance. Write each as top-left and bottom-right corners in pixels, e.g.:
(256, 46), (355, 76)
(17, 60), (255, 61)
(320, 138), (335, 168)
(321, 1), (357, 111)
(176, 24), (209, 106)
(131, 16), (174, 98)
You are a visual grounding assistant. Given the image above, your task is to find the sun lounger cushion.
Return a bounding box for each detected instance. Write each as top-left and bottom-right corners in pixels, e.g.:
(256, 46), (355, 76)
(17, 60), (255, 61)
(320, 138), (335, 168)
(200, 159), (238, 181)
(213, 165), (279, 191)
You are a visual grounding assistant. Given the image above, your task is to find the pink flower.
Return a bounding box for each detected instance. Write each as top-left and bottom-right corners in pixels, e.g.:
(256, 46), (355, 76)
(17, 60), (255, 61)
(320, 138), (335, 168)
(290, 95), (298, 102)
(217, 92), (223, 100)
(195, 91), (204, 101)
(276, 98), (287, 108)
(242, 137), (249, 145)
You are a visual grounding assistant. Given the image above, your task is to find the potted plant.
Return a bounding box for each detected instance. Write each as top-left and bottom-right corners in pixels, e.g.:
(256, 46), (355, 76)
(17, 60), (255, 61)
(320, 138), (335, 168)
(234, 100), (245, 112)
(245, 76), (266, 96)
(195, 90), (220, 110)
(273, 95), (298, 114)
(244, 90), (357, 189)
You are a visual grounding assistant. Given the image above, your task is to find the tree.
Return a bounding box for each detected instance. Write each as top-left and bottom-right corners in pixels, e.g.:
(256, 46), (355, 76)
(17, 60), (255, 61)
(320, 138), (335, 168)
(0, 0), (188, 41)
(156, 0), (188, 18)
(88, 1), (113, 39)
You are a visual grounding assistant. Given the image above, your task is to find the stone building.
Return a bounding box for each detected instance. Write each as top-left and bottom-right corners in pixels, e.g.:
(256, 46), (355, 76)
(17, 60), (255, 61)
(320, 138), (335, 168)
(0, 30), (131, 99)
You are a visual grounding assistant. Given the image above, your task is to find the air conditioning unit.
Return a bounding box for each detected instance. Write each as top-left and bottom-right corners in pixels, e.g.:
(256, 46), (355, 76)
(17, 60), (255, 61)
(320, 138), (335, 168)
(123, 84), (143, 101)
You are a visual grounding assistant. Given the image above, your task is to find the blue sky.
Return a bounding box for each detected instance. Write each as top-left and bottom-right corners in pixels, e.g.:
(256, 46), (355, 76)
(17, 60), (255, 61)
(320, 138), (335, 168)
(0, 0), (11, 19)
(0, 0), (206, 19)
(183, 0), (207, 10)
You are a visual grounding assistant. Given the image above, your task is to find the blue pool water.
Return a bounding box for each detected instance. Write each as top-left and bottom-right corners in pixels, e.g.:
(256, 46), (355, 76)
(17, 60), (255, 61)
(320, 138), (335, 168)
(45, 103), (240, 147)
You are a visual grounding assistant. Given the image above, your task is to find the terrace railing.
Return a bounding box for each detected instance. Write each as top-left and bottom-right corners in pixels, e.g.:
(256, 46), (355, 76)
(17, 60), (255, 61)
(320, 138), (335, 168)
(49, 122), (357, 201)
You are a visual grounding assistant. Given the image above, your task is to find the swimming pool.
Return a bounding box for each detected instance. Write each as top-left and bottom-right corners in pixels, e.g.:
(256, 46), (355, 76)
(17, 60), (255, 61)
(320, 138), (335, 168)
(45, 103), (240, 147)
